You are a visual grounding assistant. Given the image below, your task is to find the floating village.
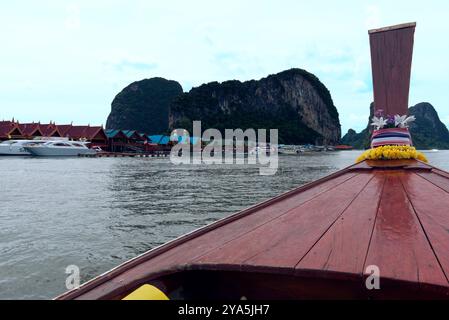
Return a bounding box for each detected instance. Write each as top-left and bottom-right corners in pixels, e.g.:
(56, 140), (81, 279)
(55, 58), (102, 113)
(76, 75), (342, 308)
(0, 120), (353, 157)
(0, 121), (178, 157)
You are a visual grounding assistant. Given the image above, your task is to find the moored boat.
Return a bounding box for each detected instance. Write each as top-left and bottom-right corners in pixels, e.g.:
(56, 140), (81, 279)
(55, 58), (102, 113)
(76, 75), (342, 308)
(248, 143), (277, 156)
(278, 145), (301, 155)
(334, 145), (353, 150)
(56, 22), (449, 300)
(0, 139), (47, 156)
(24, 140), (96, 157)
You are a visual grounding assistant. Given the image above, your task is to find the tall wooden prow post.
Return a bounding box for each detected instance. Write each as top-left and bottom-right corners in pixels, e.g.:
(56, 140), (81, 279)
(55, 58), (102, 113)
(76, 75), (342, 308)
(369, 22), (416, 116)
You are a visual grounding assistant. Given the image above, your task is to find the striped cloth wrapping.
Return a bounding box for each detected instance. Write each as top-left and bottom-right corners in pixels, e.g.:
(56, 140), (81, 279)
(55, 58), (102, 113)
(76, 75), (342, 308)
(371, 128), (412, 148)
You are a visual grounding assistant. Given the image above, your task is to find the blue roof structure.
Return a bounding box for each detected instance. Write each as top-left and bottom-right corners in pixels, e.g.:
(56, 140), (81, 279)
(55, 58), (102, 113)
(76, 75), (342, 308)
(159, 136), (170, 145)
(105, 129), (124, 138)
(122, 130), (138, 138)
(177, 136), (189, 144)
(149, 135), (163, 144)
(177, 136), (201, 145)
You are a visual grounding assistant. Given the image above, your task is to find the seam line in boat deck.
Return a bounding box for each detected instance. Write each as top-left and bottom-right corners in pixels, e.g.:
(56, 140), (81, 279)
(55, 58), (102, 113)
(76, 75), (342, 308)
(190, 172), (363, 265)
(292, 173), (378, 271)
(400, 172), (449, 283)
(54, 169), (361, 300)
(415, 170), (449, 195)
(236, 173), (374, 266)
(360, 172), (386, 277)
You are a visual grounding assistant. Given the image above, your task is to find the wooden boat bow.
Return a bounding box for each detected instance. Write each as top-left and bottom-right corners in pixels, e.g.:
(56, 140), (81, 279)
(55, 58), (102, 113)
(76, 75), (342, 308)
(55, 158), (449, 300)
(56, 22), (449, 300)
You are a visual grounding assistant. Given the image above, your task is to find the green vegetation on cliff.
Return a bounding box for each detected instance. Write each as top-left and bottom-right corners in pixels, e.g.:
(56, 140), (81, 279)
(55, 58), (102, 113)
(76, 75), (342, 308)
(106, 69), (341, 144)
(106, 77), (183, 134)
(170, 68), (341, 145)
(408, 102), (449, 149)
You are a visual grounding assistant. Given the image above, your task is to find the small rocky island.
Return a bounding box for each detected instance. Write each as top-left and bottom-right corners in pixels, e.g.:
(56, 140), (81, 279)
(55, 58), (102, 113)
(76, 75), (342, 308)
(106, 69), (341, 145)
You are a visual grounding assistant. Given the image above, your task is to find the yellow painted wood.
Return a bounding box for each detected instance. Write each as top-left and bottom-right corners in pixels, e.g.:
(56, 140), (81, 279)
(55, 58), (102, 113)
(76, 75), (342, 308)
(122, 284), (169, 300)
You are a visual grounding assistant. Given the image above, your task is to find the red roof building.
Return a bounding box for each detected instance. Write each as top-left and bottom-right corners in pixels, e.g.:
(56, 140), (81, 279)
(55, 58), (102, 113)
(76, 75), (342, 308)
(56, 124), (73, 137)
(39, 123), (62, 137)
(83, 126), (108, 148)
(18, 123), (43, 138)
(1, 121), (108, 149)
(0, 121), (23, 140)
(64, 125), (108, 148)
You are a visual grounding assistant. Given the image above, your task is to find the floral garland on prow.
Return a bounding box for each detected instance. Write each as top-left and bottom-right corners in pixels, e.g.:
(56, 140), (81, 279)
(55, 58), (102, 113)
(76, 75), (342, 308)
(356, 109), (428, 163)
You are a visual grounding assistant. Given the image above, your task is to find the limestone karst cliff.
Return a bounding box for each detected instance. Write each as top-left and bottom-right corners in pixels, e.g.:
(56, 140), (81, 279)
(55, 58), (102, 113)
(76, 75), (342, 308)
(106, 69), (341, 145)
(169, 69), (341, 145)
(106, 78), (183, 134)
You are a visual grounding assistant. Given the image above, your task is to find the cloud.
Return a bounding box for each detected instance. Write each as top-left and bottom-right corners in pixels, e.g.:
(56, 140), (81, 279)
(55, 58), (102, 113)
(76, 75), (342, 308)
(340, 113), (370, 133)
(1, 0), (448, 133)
(65, 3), (81, 30)
(365, 5), (382, 29)
(114, 60), (158, 72)
(441, 116), (449, 127)
(352, 78), (372, 94)
(349, 113), (369, 122)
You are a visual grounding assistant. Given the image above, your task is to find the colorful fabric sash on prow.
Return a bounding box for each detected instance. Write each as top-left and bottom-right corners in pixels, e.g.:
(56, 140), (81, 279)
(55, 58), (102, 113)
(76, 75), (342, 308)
(371, 127), (412, 148)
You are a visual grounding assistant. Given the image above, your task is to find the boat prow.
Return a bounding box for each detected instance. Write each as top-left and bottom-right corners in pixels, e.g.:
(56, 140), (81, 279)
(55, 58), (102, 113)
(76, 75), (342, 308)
(56, 21), (449, 300)
(56, 159), (449, 300)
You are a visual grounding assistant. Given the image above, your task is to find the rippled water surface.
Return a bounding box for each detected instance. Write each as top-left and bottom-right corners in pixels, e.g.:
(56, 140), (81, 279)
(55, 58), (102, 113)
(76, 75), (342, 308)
(0, 150), (447, 299)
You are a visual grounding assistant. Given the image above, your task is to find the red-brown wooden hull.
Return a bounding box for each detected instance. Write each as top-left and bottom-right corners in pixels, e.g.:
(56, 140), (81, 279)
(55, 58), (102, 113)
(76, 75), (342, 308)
(56, 160), (449, 300)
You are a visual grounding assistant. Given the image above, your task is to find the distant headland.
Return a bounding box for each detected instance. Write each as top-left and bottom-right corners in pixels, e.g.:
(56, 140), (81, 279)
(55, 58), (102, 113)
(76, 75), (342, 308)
(341, 102), (449, 150)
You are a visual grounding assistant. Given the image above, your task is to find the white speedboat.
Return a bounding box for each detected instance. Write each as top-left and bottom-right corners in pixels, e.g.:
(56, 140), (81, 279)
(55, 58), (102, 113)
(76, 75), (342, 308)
(24, 140), (96, 157)
(249, 144), (278, 156)
(0, 140), (47, 156)
(278, 145), (301, 155)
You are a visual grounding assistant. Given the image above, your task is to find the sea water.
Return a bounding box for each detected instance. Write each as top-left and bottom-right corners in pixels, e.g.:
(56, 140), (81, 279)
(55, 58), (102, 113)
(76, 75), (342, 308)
(0, 150), (446, 299)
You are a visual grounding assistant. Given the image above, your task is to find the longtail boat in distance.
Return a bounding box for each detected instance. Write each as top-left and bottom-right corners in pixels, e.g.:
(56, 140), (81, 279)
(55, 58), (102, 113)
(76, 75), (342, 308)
(56, 23), (449, 300)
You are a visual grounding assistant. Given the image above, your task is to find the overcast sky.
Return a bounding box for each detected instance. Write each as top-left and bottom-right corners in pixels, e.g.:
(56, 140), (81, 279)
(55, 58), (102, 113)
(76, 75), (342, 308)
(1, 0), (448, 134)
